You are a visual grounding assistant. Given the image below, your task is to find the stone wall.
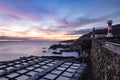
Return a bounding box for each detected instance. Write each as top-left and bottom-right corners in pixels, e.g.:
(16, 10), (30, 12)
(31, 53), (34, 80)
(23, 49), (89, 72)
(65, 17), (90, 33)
(91, 39), (120, 80)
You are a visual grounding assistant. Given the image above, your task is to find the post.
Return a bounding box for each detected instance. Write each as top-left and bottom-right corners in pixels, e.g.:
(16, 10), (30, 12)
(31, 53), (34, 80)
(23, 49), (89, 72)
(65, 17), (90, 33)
(93, 27), (95, 38)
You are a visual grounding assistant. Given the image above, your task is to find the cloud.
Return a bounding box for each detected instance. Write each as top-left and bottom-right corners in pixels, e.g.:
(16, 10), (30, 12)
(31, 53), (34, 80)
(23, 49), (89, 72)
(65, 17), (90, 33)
(64, 17), (102, 27)
(66, 11), (120, 35)
(59, 10), (120, 30)
(0, 0), (54, 21)
(0, 6), (43, 22)
(66, 29), (92, 35)
(0, 0), (120, 40)
(0, 7), (23, 19)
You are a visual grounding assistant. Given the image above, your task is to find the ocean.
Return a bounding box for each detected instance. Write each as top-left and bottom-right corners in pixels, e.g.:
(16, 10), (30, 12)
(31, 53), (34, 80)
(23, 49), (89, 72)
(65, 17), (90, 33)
(0, 41), (78, 61)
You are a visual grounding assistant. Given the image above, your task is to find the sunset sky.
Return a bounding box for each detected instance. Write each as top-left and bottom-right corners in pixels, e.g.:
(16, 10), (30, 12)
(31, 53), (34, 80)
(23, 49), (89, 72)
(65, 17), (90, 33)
(0, 0), (120, 40)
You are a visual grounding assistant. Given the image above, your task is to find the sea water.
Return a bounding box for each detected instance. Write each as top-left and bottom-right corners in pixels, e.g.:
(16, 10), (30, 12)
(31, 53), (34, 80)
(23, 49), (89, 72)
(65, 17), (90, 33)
(0, 41), (78, 61)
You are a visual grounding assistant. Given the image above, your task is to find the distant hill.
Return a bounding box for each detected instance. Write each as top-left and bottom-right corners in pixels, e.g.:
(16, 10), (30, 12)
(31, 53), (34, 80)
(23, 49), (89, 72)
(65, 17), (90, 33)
(60, 24), (120, 43)
(60, 39), (75, 43)
(0, 36), (30, 41)
(80, 24), (120, 39)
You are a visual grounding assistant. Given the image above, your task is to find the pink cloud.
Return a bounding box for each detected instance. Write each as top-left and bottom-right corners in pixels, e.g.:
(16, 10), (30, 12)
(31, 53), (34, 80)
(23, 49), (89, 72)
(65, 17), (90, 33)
(0, 6), (42, 21)
(53, 16), (74, 28)
(0, 7), (22, 17)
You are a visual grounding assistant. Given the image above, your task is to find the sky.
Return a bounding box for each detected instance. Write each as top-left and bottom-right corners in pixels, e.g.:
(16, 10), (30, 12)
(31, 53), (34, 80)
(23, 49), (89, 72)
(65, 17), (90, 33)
(0, 0), (120, 40)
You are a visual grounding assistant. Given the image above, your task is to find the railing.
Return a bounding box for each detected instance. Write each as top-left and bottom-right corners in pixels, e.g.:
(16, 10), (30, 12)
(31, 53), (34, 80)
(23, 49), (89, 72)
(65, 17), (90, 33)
(105, 42), (120, 53)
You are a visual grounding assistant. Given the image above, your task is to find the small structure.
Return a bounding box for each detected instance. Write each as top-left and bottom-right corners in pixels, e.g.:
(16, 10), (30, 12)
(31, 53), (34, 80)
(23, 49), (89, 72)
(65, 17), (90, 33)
(0, 56), (87, 80)
(107, 20), (113, 37)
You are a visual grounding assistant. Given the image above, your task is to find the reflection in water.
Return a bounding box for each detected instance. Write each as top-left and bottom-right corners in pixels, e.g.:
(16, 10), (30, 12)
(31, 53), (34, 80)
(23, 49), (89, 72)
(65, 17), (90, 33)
(0, 41), (78, 61)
